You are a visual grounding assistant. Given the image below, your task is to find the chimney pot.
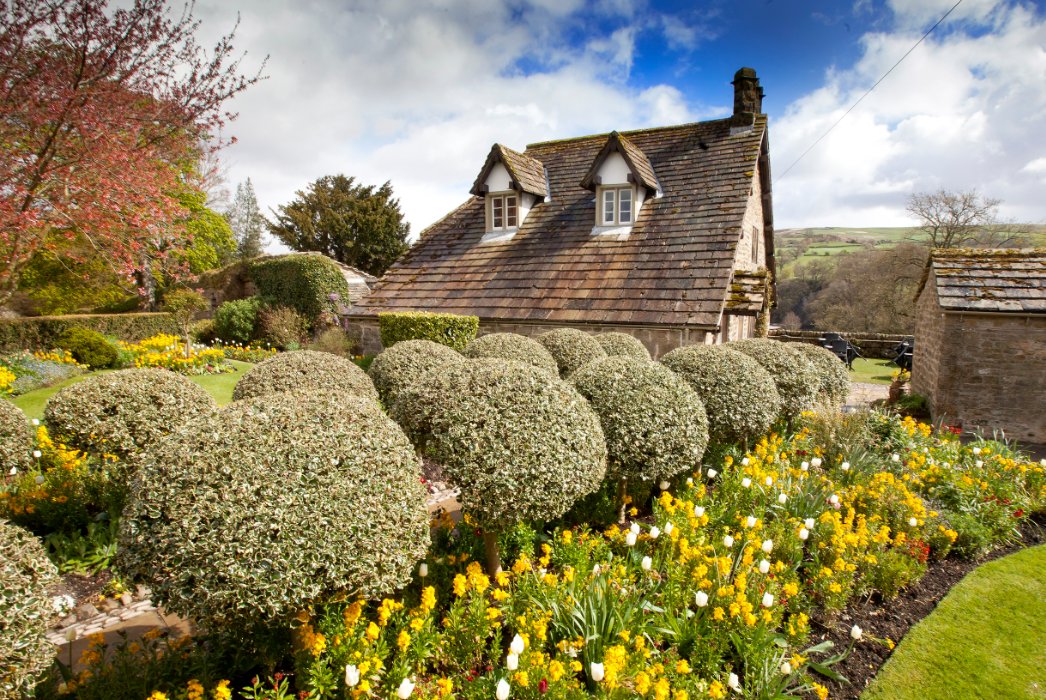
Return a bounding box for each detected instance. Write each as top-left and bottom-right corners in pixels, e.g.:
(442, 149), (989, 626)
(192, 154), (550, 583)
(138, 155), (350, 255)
(731, 67), (764, 125)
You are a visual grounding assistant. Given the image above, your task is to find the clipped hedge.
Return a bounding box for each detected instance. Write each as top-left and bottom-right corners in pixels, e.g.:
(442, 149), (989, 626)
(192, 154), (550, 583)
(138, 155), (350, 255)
(399, 359), (606, 528)
(571, 356), (708, 483)
(117, 393), (430, 629)
(462, 333), (558, 376)
(594, 332), (651, 360)
(660, 345), (781, 445)
(536, 328), (607, 378)
(0, 520), (58, 700)
(55, 327), (118, 369)
(44, 369), (217, 460)
(378, 311), (478, 352)
(248, 254), (350, 329)
(368, 339), (464, 410)
(791, 343), (851, 406)
(0, 401), (34, 475)
(233, 350), (378, 402)
(728, 338), (820, 421)
(0, 313), (178, 353)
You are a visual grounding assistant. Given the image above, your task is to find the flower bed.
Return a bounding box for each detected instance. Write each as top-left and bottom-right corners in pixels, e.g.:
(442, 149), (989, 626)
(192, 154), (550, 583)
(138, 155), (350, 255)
(118, 334), (229, 375)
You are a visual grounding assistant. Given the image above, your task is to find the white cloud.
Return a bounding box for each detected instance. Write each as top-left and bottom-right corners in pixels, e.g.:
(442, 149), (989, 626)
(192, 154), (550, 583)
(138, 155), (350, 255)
(773, 1), (1046, 226)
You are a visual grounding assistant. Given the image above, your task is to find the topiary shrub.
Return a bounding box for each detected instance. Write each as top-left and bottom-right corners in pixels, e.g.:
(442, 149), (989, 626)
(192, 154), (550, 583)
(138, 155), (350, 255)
(790, 343), (851, 406)
(213, 297), (261, 344)
(570, 357), (708, 519)
(535, 327), (607, 378)
(660, 345), (781, 445)
(55, 327), (118, 369)
(257, 305), (310, 350)
(0, 520), (59, 700)
(248, 254), (351, 330)
(399, 359), (606, 573)
(0, 401), (34, 475)
(728, 338), (820, 421)
(116, 393), (429, 630)
(44, 369), (216, 460)
(232, 350), (378, 402)
(378, 311), (479, 352)
(462, 333), (558, 376)
(594, 332), (650, 360)
(368, 339), (464, 410)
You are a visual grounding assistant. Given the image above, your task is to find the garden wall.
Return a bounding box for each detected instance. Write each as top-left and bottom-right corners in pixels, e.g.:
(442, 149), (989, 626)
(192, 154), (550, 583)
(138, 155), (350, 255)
(770, 328), (909, 359)
(0, 313), (178, 352)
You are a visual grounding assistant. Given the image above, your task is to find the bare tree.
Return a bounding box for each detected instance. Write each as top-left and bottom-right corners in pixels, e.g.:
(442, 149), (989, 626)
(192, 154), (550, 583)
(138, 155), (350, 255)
(906, 190), (1028, 249)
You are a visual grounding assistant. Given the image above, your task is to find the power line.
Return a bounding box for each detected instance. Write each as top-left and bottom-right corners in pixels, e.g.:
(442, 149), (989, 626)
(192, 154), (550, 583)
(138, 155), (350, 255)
(778, 0), (964, 180)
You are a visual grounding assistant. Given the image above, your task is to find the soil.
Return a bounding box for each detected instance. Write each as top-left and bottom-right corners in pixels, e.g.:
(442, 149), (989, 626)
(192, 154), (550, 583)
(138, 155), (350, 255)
(812, 514), (1046, 699)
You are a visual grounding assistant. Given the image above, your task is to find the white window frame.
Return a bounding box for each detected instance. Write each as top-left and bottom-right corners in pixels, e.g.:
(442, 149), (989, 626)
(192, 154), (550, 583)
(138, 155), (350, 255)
(597, 185), (634, 226)
(488, 192), (518, 232)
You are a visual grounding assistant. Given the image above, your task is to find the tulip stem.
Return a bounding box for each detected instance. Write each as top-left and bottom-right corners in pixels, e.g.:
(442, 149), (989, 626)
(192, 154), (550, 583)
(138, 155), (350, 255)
(617, 477), (628, 524)
(483, 529), (502, 576)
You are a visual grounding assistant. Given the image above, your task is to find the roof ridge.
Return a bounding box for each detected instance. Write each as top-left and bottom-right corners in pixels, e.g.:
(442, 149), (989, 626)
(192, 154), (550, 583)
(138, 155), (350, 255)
(525, 115), (763, 149)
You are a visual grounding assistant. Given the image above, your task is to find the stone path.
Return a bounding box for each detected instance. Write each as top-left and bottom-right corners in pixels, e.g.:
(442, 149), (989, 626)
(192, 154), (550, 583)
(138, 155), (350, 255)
(845, 382), (889, 411)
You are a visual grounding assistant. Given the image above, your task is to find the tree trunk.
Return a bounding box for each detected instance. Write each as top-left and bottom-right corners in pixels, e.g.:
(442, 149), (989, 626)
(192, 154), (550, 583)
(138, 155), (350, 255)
(482, 530), (502, 577)
(617, 477), (629, 525)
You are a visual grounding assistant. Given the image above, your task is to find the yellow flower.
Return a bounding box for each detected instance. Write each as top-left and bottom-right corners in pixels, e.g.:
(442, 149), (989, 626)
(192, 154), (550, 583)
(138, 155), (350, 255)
(453, 574), (468, 597)
(486, 606), (502, 621)
(366, 622), (380, 641)
(343, 601), (363, 627)
(708, 680), (726, 699)
(420, 586), (437, 613)
(186, 679), (204, 700)
(147, 693), (168, 700)
(513, 671), (530, 688)
(812, 682), (829, 699)
(436, 678), (453, 697)
(549, 660), (566, 682)
(654, 677), (671, 700)
(675, 659), (691, 675)
(635, 671), (652, 694)
(397, 629), (411, 652)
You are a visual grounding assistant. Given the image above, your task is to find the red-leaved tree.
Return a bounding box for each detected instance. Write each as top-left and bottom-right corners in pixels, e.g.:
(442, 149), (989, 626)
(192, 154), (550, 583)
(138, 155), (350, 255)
(0, 0), (264, 305)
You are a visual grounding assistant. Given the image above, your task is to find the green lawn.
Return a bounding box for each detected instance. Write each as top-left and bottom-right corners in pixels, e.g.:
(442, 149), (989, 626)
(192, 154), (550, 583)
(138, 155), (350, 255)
(7, 360), (251, 419)
(849, 357), (896, 385)
(863, 544), (1046, 700)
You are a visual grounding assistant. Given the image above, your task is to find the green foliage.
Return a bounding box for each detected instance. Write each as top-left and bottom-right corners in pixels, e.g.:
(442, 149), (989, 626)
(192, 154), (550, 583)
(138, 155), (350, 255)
(0, 401), (34, 474)
(248, 254), (350, 329)
(367, 339), (464, 410)
(117, 393), (430, 629)
(790, 342), (851, 406)
(728, 338), (820, 421)
(44, 517), (120, 575)
(0, 520), (59, 700)
(594, 332), (651, 359)
(56, 327), (118, 369)
(536, 327), (607, 378)
(378, 311), (479, 353)
(399, 359), (606, 528)
(306, 327), (357, 358)
(44, 369), (216, 460)
(190, 319), (216, 344)
(267, 174), (410, 277)
(213, 297), (261, 344)
(660, 344), (781, 445)
(232, 350), (378, 402)
(256, 305), (309, 350)
(176, 188), (237, 274)
(462, 333), (558, 376)
(570, 356), (709, 483)
(163, 288), (208, 353)
(227, 178), (267, 260)
(15, 238), (131, 316)
(0, 313), (178, 353)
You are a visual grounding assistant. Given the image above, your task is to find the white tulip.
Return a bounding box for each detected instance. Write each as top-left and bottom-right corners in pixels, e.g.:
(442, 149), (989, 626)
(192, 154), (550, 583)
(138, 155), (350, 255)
(723, 534), (734, 548)
(649, 526), (661, 540)
(506, 652), (519, 670)
(510, 634), (525, 655)
(800, 461), (809, 471)
(908, 517), (918, 527)
(659, 480), (671, 491)
(841, 461), (850, 471)
(972, 447), (981, 455)
(397, 678), (415, 699)
(8, 467), (16, 476)
(891, 453), (900, 463)
(630, 522), (641, 535)
(741, 477), (752, 488)
(781, 661), (792, 675)
(593, 564), (601, 575)
(761, 592), (774, 608)
(976, 460), (983, 468)
(64, 628), (77, 642)
(345, 665), (360, 687)
(590, 662), (605, 682)
(625, 531), (637, 547)
(758, 559), (770, 574)
(850, 624), (863, 640)
(418, 562), (428, 578)
(777, 493), (787, 504)
(761, 539), (773, 553)
(741, 457), (750, 466)
(496, 679), (511, 700)
(707, 468), (718, 479)
(31, 418), (40, 426)
(641, 556), (652, 571)
(804, 518), (815, 530)
(664, 522), (674, 536)
(765, 476), (774, 486)
(829, 494), (840, 506)
(686, 477), (694, 486)
(32, 450), (42, 459)
(728, 672), (741, 692)
(695, 590), (709, 607)
(798, 527), (809, 541)
(811, 457), (822, 467)
(745, 516), (757, 528)
(694, 505), (706, 518)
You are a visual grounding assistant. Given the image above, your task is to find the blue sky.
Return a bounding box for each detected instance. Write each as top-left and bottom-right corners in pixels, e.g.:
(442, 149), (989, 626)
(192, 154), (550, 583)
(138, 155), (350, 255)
(193, 0), (1046, 237)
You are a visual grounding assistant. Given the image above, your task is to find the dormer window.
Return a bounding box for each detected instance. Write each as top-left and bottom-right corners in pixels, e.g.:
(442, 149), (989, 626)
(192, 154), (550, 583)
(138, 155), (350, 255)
(491, 193), (518, 230)
(600, 186), (633, 226)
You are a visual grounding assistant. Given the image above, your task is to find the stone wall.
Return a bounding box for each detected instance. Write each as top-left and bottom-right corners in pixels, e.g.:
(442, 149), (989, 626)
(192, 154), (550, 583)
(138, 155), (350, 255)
(343, 316), (716, 359)
(911, 277), (944, 405)
(770, 328), (909, 360)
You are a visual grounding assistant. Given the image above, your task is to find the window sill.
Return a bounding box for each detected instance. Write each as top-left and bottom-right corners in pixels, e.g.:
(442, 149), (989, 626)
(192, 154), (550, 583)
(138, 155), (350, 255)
(480, 228), (518, 243)
(590, 224), (632, 239)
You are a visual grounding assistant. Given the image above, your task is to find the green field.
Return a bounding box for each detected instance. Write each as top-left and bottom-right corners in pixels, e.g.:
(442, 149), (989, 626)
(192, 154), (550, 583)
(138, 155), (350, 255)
(848, 357), (896, 385)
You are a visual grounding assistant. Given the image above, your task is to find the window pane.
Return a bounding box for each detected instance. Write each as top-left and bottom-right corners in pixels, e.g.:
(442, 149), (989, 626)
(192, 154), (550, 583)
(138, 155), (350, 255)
(506, 196), (517, 227)
(492, 197), (503, 229)
(602, 190), (615, 225)
(619, 188), (632, 223)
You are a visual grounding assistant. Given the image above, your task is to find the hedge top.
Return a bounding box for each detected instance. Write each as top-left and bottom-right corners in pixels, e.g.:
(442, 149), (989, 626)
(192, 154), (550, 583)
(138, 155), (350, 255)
(536, 327), (607, 378)
(233, 350), (379, 402)
(790, 342), (851, 406)
(368, 339), (464, 409)
(594, 332), (651, 360)
(727, 338), (820, 420)
(378, 311), (479, 352)
(463, 333), (559, 376)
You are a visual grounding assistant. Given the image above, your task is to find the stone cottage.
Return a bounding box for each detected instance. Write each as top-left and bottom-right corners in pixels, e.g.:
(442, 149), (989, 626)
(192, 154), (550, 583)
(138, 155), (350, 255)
(912, 248), (1046, 443)
(347, 68), (775, 358)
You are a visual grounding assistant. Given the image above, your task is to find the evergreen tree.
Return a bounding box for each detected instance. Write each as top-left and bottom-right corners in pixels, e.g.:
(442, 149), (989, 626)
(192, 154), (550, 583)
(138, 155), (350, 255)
(226, 179), (267, 259)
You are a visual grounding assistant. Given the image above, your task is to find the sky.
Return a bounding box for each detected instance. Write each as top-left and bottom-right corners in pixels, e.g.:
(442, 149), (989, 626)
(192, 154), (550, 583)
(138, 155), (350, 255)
(189, 0), (1046, 242)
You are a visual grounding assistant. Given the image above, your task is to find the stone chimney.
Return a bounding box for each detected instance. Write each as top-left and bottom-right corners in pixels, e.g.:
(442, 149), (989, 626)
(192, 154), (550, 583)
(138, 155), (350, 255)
(731, 67), (764, 128)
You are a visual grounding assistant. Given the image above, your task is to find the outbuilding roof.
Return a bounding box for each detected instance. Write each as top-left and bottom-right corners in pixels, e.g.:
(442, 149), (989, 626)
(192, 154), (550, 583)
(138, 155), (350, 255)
(470, 144), (548, 198)
(921, 248), (1046, 313)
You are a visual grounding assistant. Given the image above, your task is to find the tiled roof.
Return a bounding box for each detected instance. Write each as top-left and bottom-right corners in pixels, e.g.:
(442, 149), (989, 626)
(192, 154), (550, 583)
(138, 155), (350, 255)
(579, 131), (660, 193)
(470, 144), (548, 198)
(725, 270), (769, 314)
(924, 248), (1046, 313)
(352, 116), (769, 328)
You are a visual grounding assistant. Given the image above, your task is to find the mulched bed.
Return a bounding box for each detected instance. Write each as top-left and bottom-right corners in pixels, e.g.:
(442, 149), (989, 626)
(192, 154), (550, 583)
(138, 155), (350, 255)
(812, 514), (1046, 699)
